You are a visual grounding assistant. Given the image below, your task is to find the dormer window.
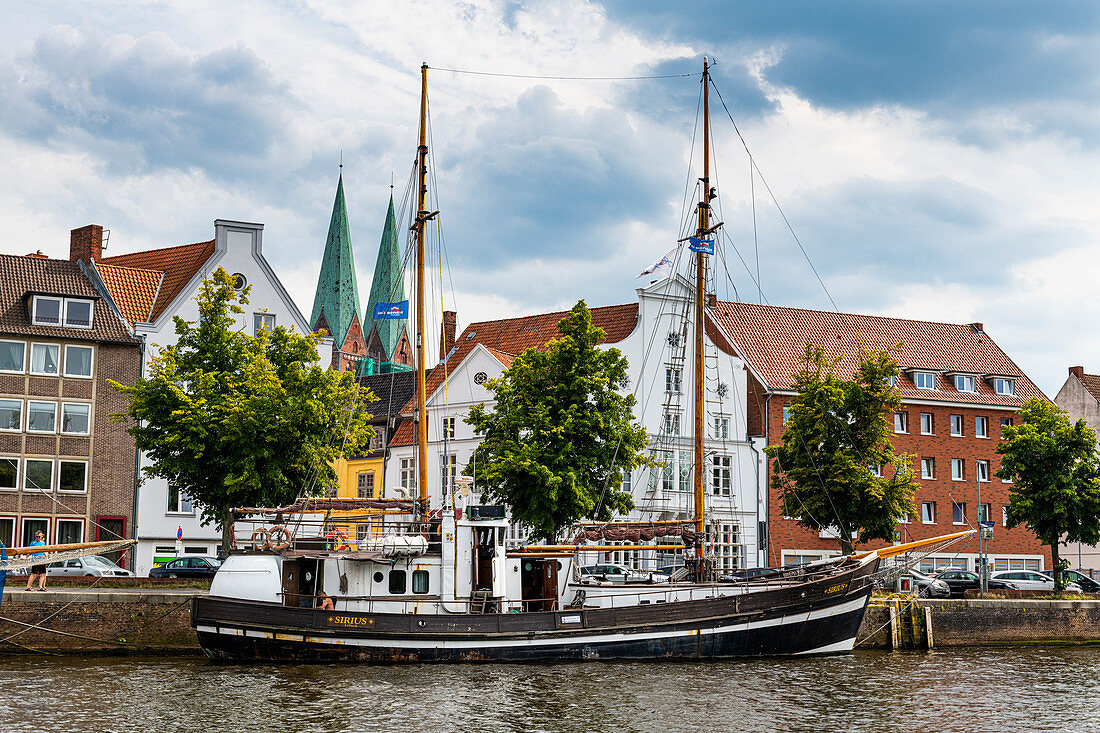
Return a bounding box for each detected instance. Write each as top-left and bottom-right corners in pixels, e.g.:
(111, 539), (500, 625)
(993, 378), (1016, 396)
(913, 371), (937, 391)
(64, 299), (93, 328)
(30, 296), (93, 329)
(32, 296), (61, 326)
(954, 375), (977, 393)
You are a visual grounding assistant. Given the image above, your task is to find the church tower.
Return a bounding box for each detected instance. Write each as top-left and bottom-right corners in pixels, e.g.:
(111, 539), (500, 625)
(363, 194), (413, 370)
(310, 173), (366, 371)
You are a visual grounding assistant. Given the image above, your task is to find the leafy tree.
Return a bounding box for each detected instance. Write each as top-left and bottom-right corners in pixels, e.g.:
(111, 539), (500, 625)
(464, 300), (648, 542)
(764, 344), (917, 555)
(111, 268), (374, 552)
(997, 398), (1100, 590)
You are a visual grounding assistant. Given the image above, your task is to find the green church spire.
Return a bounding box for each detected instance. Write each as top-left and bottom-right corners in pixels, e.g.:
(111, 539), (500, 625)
(365, 194), (408, 360)
(310, 174), (362, 346)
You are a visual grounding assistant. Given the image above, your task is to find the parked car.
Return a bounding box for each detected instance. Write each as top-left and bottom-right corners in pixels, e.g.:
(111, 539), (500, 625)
(722, 567), (779, 582)
(903, 569), (951, 597)
(657, 564), (688, 581)
(933, 569), (1017, 597)
(1057, 569), (1100, 593)
(990, 570), (1081, 592)
(149, 556), (222, 579)
(47, 555), (133, 577)
(579, 563), (668, 583)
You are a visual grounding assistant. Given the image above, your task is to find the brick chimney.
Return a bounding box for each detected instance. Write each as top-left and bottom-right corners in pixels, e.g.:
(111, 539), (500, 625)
(70, 225), (104, 264)
(1070, 366), (1085, 379)
(440, 310), (457, 359)
(969, 322), (984, 333)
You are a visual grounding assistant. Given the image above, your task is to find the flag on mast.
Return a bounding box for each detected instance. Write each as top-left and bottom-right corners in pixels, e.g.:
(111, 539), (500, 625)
(637, 246), (680, 279)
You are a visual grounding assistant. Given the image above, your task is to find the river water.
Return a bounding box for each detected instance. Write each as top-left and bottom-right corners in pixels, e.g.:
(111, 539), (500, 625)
(1, 647), (1096, 732)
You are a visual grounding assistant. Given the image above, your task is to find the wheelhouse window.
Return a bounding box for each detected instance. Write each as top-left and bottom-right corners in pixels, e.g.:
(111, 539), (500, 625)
(954, 375), (977, 393)
(993, 378), (1016, 396)
(59, 461), (88, 493)
(25, 459), (53, 492)
(412, 569), (429, 594)
(64, 299), (93, 328)
(29, 343), (60, 376)
(31, 296), (62, 326)
(61, 403), (91, 435)
(27, 401), (56, 433)
(913, 371), (937, 391)
(63, 345), (93, 378)
(0, 457), (17, 490)
(389, 569), (407, 594)
(0, 400), (21, 431)
(0, 340), (25, 373)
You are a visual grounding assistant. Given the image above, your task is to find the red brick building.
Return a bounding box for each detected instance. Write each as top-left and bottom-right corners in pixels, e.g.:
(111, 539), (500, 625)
(712, 302), (1051, 574)
(0, 238), (141, 565)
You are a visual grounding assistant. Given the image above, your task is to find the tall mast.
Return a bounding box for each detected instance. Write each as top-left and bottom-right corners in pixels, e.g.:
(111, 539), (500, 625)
(693, 59), (712, 560)
(415, 62), (430, 517)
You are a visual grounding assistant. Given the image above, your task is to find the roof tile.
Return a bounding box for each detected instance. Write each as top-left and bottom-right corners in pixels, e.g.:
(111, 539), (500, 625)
(100, 240), (215, 322)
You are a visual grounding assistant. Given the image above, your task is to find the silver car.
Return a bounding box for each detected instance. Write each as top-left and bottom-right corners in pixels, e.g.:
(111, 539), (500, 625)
(990, 570), (1081, 592)
(47, 555), (134, 577)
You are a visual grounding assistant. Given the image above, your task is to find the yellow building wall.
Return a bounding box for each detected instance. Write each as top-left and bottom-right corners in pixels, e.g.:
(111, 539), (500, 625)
(330, 455), (386, 548)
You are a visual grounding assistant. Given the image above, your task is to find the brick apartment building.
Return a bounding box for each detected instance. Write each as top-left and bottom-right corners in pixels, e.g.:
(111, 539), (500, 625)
(0, 245), (140, 564)
(713, 302), (1051, 574)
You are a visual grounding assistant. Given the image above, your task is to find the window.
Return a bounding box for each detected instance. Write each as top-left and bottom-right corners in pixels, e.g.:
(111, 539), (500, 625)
(442, 417), (455, 440)
(651, 450), (674, 493)
(950, 415), (963, 436)
(29, 343), (60, 376)
(711, 455), (731, 495)
(27, 401), (56, 433)
(25, 459), (53, 492)
(0, 458), (15, 490)
(913, 372), (937, 390)
(713, 416), (729, 439)
(782, 406), (790, 424)
(976, 460), (989, 482)
(678, 451), (691, 493)
(706, 522), (742, 571)
(63, 345), (93, 378)
(412, 569), (429, 594)
(253, 313), (275, 335)
(0, 340), (25, 373)
(357, 471), (375, 499)
(921, 457), (935, 479)
(389, 569), (407, 594)
(921, 502), (936, 524)
(64, 299), (93, 328)
(1002, 506), (1008, 526)
(978, 503), (991, 523)
(869, 463), (882, 477)
(31, 296), (62, 326)
(22, 518), (49, 546)
(368, 427), (386, 451)
(59, 461), (87, 493)
(0, 517), (12, 547)
(61, 403), (91, 435)
(0, 400), (21, 431)
(440, 453), (457, 494)
(665, 367), (682, 393)
(993, 378), (1016, 396)
(954, 375), (976, 393)
(663, 413), (680, 436)
(894, 412), (908, 433)
(920, 413), (934, 435)
(783, 553), (822, 567)
(400, 459), (416, 491)
(952, 502), (967, 525)
(975, 416), (989, 438)
(620, 469), (631, 494)
(57, 518), (83, 544)
(167, 485), (193, 514)
(951, 458), (965, 481)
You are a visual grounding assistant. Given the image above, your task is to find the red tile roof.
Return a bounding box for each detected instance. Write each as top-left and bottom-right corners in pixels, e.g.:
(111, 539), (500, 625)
(100, 240), (215, 323)
(712, 300), (1043, 406)
(95, 262), (163, 326)
(1076, 373), (1100, 404)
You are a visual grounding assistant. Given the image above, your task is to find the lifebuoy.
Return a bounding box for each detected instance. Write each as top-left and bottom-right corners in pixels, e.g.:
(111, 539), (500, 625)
(268, 525), (292, 551)
(326, 529), (349, 551)
(250, 528), (270, 551)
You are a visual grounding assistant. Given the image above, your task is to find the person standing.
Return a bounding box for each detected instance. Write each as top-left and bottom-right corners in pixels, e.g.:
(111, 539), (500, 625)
(25, 531), (47, 592)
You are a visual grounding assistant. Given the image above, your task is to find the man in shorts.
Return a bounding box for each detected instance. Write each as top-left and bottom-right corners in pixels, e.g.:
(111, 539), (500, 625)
(25, 531), (47, 591)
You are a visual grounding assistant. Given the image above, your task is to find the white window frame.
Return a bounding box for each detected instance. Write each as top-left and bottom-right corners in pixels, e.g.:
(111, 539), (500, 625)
(913, 371), (937, 391)
(26, 401), (57, 434)
(977, 460), (990, 482)
(993, 378), (1016, 396)
(782, 406), (791, 424)
(29, 342), (60, 376)
(63, 298), (94, 329)
(663, 413), (681, 436)
(920, 413), (934, 435)
(30, 295), (62, 326)
(975, 416), (989, 439)
(253, 312), (276, 335)
(24, 459), (54, 493)
(60, 403), (91, 436)
(978, 503), (991, 523)
(21, 517), (50, 545)
(894, 412), (908, 434)
(921, 457), (935, 480)
(952, 502), (967, 525)
(440, 453), (457, 494)
(399, 458), (416, 491)
(921, 502), (936, 524)
(713, 415), (729, 440)
(0, 340), (26, 374)
(0, 399), (22, 432)
(869, 463), (882, 477)
(954, 374), (977, 393)
(0, 456), (17, 490)
(166, 485), (194, 514)
(711, 455), (732, 496)
(951, 458), (964, 481)
(58, 460), (88, 494)
(0, 516), (13, 547)
(442, 417), (455, 440)
(62, 344), (94, 378)
(56, 517), (85, 544)
(950, 414), (963, 437)
(665, 366), (682, 393)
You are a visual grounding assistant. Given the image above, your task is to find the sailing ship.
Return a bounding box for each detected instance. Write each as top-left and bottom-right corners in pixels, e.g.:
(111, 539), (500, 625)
(190, 60), (969, 662)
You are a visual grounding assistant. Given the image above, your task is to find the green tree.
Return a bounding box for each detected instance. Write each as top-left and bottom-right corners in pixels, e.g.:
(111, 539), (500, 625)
(764, 344), (917, 555)
(111, 268), (374, 552)
(997, 398), (1100, 590)
(464, 300), (648, 542)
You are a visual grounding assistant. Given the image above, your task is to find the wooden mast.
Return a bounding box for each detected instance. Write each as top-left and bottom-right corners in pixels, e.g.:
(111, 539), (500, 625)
(415, 62), (430, 517)
(693, 59), (712, 560)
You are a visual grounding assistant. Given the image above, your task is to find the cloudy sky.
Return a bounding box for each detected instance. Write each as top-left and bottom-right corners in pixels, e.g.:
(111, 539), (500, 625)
(3, 1), (1099, 395)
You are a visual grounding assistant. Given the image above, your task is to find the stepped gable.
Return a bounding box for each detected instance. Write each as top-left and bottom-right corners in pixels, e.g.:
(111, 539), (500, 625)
(95, 262), (163, 326)
(364, 194), (408, 361)
(310, 174), (362, 346)
(99, 239), (215, 323)
(711, 300), (1043, 406)
(0, 253), (135, 343)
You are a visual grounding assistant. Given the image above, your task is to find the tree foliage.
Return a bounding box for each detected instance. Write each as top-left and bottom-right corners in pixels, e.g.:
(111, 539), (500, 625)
(111, 268), (374, 551)
(997, 398), (1100, 589)
(464, 300), (648, 542)
(764, 344), (917, 555)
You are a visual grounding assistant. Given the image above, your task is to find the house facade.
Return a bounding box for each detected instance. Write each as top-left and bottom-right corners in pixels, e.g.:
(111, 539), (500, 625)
(1054, 365), (1100, 571)
(77, 220), (324, 575)
(0, 241), (141, 567)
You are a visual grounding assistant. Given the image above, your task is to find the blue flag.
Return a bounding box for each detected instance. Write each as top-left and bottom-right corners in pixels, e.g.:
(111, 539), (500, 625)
(688, 237), (714, 255)
(373, 301), (409, 320)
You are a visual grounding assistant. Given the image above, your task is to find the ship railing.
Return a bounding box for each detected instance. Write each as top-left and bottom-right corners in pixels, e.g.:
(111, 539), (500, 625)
(228, 514), (433, 554)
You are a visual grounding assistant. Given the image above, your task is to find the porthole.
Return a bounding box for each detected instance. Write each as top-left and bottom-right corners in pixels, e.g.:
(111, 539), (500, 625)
(373, 571), (384, 583)
(231, 272), (247, 290)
